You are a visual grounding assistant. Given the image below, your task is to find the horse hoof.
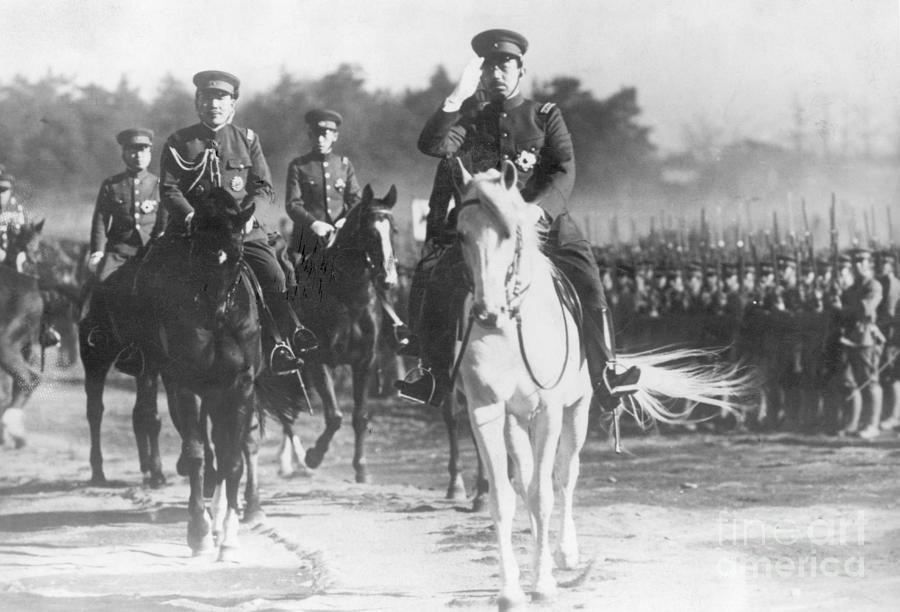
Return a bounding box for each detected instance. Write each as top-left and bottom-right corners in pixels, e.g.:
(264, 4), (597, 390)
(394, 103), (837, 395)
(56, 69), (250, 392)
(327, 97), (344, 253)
(217, 545), (240, 563)
(146, 472), (167, 489)
(471, 495), (487, 513)
(553, 548), (579, 571)
(12, 436), (26, 450)
(304, 448), (324, 469)
(447, 481), (467, 501)
(531, 583), (558, 603)
(189, 534), (214, 556)
(497, 592), (527, 612)
(354, 468), (371, 484)
(89, 473), (107, 487)
(241, 506), (266, 526)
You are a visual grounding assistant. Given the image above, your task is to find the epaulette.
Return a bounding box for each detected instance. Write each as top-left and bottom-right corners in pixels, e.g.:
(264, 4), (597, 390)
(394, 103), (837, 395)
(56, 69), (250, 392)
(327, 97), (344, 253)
(246, 127), (256, 142)
(539, 102), (556, 114)
(341, 156), (349, 165)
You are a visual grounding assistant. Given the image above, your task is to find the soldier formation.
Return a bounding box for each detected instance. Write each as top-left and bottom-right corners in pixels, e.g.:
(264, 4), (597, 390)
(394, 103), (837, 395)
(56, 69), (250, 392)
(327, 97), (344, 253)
(592, 221), (900, 437)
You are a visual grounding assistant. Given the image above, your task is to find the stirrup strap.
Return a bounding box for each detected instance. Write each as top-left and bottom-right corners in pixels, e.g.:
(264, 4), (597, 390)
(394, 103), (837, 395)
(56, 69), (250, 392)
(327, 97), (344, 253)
(240, 261), (286, 345)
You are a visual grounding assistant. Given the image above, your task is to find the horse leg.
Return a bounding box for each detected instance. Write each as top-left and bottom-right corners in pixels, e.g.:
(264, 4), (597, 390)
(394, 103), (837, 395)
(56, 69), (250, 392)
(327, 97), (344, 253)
(351, 364), (371, 484)
(442, 399), (467, 500)
(216, 382), (254, 563)
(505, 409), (558, 602)
(173, 389), (212, 555)
(134, 372), (166, 488)
(279, 421), (307, 477)
(82, 350), (113, 484)
(554, 397), (590, 571)
(469, 403), (525, 611)
(0, 339), (40, 450)
(304, 364), (342, 469)
(242, 409), (265, 524)
(471, 421), (490, 513)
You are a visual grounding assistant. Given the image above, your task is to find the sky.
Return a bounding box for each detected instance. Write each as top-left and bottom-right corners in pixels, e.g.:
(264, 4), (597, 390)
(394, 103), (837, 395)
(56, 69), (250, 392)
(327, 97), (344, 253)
(2, 0), (898, 153)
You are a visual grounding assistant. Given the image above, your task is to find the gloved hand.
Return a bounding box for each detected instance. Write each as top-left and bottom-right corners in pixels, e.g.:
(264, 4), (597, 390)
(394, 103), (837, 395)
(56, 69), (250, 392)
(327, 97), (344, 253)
(311, 220), (335, 238)
(184, 211), (194, 231)
(334, 218), (346, 230)
(443, 57), (484, 112)
(87, 251), (104, 274)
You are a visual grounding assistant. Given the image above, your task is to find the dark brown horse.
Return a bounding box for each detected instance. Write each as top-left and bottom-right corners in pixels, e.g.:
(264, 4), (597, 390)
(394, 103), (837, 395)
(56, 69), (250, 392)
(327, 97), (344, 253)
(282, 185), (399, 483)
(78, 251), (168, 487)
(143, 187), (300, 559)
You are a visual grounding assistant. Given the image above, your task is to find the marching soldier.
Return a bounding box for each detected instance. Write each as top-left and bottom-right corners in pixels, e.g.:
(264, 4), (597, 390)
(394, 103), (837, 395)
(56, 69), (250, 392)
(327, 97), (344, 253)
(159, 70), (307, 374)
(285, 109), (362, 268)
(88, 129), (164, 281)
(396, 28), (637, 408)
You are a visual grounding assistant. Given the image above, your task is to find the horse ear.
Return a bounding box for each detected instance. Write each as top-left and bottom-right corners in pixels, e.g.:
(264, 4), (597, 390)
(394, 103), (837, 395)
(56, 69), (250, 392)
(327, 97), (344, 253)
(382, 185), (397, 208)
(34, 219), (45, 234)
(361, 184), (374, 204)
(501, 160), (518, 192)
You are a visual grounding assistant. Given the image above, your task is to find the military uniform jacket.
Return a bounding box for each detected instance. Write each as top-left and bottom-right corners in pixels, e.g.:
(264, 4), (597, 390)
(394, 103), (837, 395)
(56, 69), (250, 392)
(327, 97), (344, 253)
(284, 151), (361, 228)
(90, 169), (163, 256)
(841, 276), (883, 346)
(418, 93), (575, 237)
(160, 122), (274, 243)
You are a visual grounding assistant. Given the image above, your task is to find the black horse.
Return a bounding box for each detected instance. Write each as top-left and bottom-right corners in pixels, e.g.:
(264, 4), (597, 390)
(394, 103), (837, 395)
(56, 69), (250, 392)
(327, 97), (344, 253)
(78, 251), (168, 487)
(283, 185), (399, 484)
(143, 187), (298, 559)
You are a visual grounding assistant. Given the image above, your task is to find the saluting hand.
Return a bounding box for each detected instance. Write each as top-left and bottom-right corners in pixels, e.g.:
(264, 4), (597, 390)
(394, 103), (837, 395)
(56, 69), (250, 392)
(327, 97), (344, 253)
(445, 57), (484, 110)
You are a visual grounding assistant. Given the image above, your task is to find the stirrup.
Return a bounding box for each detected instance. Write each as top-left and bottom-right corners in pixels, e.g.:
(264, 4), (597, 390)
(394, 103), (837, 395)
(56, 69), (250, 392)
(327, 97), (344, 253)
(292, 326), (319, 353)
(40, 325), (62, 348)
(601, 363), (641, 397)
(394, 366), (436, 406)
(270, 342), (303, 375)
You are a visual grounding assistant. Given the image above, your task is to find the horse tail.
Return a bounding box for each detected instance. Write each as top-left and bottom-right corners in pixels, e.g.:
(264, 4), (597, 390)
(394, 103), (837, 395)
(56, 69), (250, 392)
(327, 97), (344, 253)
(615, 346), (759, 426)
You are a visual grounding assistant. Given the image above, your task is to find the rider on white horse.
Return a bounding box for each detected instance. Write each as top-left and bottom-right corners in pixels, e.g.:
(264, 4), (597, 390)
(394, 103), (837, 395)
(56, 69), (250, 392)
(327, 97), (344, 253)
(397, 28), (639, 409)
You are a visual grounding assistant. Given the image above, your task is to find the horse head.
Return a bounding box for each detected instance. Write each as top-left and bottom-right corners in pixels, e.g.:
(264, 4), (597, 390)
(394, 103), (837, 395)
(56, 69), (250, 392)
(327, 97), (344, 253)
(5, 219), (45, 274)
(336, 184), (399, 290)
(455, 159), (545, 329)
(188, 188), (254, 322)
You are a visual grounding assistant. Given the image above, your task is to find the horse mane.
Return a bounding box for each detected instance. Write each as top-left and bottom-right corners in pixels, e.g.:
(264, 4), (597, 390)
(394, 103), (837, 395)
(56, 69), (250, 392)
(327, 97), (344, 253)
(466, 169), (550, 268)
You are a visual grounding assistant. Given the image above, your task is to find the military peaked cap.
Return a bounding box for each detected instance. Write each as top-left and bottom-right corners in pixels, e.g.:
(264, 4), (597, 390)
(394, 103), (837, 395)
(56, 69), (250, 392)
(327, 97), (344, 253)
(776, 254), (797, 267)
(116, 128), (154, 147)
(877, 250), (896, 263)
(305, 109), (343, 131)
(850, 247), (873, 261)
(193, 70), (240, 97)
(759, 262), (775, 274)
(0, 172), (14, 189)
(471, 29), (528, 58)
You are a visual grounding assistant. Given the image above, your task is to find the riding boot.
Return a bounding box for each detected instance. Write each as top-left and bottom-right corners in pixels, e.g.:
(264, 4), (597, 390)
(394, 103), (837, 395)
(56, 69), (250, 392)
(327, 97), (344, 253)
(263, 292), (304, 375)
(580, 306), (638, 411)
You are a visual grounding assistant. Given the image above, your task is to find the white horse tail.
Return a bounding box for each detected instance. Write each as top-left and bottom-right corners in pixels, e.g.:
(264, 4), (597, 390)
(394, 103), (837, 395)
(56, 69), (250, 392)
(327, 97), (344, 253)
(614, 347), (759, 426)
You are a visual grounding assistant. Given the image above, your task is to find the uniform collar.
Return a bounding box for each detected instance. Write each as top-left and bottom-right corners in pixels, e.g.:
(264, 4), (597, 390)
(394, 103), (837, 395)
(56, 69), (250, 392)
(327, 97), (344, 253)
(490, 92), (525, 112)
(127, 168), (150, 180)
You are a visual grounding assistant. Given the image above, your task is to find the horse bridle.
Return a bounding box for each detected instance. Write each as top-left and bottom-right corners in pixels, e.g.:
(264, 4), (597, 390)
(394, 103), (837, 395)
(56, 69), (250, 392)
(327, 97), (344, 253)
(188, 223), (246, 318)
(453, 197), (570, 391)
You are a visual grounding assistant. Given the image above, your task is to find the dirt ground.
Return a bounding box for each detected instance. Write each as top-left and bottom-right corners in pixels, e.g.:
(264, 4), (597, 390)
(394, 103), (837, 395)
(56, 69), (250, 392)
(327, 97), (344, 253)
(1, 365), (899, 612)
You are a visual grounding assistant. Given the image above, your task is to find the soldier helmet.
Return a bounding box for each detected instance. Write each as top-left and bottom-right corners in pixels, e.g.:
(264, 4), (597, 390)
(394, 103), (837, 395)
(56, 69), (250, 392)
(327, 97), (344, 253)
(471, 29), (529, 59)
(850, 247), (873, 262)
(877, 250), (896, 264)
(192, 70), (240, 98)
(305, 109), (343, 131)
(116, 128), (154, 148)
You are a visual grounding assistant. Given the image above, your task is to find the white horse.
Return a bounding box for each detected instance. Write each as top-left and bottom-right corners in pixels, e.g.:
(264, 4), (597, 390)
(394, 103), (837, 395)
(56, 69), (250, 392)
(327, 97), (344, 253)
(453, 160), (752, 610)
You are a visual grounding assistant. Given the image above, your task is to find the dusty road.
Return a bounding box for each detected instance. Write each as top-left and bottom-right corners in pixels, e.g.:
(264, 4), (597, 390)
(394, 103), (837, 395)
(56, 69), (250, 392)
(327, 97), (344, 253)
(1, 367), (899, 611)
